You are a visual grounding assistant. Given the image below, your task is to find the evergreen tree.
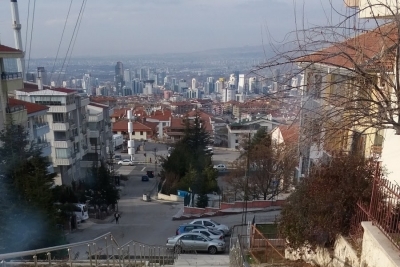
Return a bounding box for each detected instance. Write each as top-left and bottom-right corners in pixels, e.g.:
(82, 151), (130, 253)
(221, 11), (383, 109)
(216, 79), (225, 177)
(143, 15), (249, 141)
(0, 122), (63, 253)
(86, 161), (119, 207)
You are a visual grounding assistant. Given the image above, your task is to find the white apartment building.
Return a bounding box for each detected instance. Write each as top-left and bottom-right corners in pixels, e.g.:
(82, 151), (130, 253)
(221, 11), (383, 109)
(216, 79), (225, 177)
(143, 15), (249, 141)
(16, 86), (90, 185)
(226, 115), (281, 149)
(82, 102), (114, 169)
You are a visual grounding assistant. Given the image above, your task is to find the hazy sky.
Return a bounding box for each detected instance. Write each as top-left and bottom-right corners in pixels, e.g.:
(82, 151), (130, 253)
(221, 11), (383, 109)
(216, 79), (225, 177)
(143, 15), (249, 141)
(0, 0), (347, 58)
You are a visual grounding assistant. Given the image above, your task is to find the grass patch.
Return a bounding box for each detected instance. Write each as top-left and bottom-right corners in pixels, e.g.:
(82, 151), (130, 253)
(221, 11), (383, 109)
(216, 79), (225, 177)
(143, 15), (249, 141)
(256, 223), (278, 236)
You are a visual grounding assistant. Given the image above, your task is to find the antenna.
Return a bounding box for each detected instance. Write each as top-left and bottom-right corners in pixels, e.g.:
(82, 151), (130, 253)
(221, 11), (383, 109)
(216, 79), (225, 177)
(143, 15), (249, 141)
(10, 0), (25, 79)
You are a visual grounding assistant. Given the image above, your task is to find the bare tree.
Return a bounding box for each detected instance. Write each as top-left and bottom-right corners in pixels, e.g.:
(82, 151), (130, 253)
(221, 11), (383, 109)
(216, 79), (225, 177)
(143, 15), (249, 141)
(250, 1), (400, 175)
(224, 132), (297, 200)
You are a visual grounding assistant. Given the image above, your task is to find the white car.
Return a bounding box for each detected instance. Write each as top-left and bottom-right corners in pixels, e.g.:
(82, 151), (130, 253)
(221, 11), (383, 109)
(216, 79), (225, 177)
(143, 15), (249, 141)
(189, 219), (230, 235)
(213, 164), (226, 171)
(117, 159), (134, 166)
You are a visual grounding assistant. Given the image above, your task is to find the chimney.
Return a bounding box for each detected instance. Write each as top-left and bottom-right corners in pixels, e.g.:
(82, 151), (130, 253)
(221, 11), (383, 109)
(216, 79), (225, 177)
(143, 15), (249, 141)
(37, 67), (44, 90)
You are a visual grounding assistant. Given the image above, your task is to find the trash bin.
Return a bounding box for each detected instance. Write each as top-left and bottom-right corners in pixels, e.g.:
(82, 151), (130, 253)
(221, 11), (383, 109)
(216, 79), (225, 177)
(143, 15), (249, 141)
(143, 194), (151, 202)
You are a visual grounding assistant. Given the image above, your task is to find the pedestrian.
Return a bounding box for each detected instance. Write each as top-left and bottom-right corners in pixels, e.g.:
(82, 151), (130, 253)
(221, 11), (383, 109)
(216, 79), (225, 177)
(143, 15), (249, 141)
(114, 212), (120, 224)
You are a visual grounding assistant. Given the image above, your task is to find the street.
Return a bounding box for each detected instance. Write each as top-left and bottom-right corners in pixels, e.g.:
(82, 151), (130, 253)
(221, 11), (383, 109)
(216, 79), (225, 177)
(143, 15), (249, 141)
(65, 144), (268, 258)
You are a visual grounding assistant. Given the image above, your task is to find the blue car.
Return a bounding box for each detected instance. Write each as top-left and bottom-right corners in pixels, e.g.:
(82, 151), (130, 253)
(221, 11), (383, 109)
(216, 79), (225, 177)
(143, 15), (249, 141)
(141, 175), (149, 181)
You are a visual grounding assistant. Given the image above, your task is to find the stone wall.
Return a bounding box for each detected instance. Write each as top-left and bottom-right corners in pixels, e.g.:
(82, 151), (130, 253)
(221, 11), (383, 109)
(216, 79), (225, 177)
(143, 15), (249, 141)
(285, 222), (400, 267)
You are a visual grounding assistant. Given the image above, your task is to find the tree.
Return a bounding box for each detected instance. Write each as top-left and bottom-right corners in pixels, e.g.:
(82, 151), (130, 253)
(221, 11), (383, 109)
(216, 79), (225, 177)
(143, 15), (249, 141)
(225, 132), (297, 200)
(85, 161), (119, 207)
(251, 1), (400, 170)
(160, 111), (218, 198)
(0, 122), (63, 253)
(279, 154), (377, 249)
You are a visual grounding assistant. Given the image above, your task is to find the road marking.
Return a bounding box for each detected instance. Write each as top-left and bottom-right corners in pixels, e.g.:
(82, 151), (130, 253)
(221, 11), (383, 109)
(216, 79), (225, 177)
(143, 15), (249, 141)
(141, 167), (146, 171)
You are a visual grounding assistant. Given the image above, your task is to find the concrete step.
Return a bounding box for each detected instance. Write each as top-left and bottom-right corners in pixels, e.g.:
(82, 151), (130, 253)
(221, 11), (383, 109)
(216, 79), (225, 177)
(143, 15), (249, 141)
(173, 254), (230, 266)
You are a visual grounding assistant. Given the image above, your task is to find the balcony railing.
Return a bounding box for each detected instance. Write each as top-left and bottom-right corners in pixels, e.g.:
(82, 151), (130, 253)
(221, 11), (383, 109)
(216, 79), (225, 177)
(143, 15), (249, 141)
(5, 104), (25, 113)
(33, 122), (49, 128)
(1, 71), (22, 80)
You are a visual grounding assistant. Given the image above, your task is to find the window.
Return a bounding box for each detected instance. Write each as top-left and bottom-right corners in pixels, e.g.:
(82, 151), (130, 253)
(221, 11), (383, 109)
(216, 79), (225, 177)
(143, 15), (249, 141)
(180, 235), (193, 241)
(235, 139), (238, 144)
(193, 235), (206, 241)
(53, 113), (65, 123)
(56, 148), (71, 159)
(193, 221), (202, 225)
(184, 226), (194, 231)
(140, 131), (143, 135)
(204, 221), (214, 227)
(200, 231), (210, 237)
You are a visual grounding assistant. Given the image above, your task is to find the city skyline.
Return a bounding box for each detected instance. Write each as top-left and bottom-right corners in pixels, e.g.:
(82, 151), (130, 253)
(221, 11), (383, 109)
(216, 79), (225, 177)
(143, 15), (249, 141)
(0, 0), (346, 58)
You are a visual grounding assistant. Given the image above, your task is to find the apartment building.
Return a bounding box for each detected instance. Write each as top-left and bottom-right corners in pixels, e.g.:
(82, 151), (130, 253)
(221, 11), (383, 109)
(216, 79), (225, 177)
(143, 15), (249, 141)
(16, 85), (90, 185)
(82, 101), (114, 169)
(295, 25), (390, 178)
(226, 115), (281, 149)
(0, 44), (24, 131)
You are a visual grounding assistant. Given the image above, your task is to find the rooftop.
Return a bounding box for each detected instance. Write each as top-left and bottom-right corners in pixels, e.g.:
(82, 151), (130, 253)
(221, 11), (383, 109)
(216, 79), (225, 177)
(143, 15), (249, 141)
(8, 98), (48, 115)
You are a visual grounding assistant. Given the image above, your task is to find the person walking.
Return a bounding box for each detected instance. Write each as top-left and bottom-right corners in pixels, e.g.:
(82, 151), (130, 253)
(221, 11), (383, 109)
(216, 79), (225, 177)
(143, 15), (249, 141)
(114, 212), (120, 224)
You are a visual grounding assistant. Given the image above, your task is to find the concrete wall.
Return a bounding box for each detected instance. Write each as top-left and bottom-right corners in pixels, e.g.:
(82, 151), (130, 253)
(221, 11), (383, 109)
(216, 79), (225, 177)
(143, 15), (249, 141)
(157, 193), (183, 202)
(360, 222), (400, 267)
(285, 222), (400, 267)
(220, 200), (285, 210)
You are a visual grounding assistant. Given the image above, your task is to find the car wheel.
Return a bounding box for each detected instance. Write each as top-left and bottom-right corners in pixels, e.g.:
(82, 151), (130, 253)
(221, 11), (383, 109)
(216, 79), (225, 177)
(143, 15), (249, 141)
(208, 246), (217, 254)
(174, 245), (182, 254)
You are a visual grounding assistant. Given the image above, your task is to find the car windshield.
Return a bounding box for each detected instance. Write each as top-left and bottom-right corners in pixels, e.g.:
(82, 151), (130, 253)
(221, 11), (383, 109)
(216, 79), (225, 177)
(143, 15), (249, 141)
(201, 235), (212, 241)
(209, 229), (221, 235)
(210, 220), (220, 225)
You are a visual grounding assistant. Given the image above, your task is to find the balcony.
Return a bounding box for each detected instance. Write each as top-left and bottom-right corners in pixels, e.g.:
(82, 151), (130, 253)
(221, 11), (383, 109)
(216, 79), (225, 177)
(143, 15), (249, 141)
(88, 113), (103, 122)
(5, 104), (27, 125)
(88, 130), (100, 138)
(33, 122), (50, 138)
(54, 158), (74, 166)
(52, 122), (70, 131)
(1, 72), (22, 80)
(48, 103), (76, 113)
(53, 140), (72, 148)
(37, 142), (52, 157)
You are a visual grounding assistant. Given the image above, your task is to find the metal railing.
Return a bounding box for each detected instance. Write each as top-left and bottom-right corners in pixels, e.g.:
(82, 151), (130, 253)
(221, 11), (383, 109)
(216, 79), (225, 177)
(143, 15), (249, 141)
(0, 232), (176, 267)
(1, 72), (22, 80)
(350, 174), (400, 250)
(230, 235), (250, 267)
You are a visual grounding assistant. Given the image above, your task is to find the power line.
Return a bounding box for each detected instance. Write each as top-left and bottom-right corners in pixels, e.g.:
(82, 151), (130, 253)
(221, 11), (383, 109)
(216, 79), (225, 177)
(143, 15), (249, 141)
(26, 0), (36, 74)
(49, 0), (74, 84)
(24, 0), (31, 76)
(65, 0), (87, 76)
(57, 0), (86, 85)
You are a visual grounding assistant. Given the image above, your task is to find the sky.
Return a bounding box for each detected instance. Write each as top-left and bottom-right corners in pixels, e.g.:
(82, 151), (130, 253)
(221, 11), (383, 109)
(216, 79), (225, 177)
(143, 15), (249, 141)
(0, 0), (348, 58)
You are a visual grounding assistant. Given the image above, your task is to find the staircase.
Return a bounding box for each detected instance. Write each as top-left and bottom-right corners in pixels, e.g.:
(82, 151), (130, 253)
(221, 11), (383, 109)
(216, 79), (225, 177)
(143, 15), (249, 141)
(173, 254), (230, 266)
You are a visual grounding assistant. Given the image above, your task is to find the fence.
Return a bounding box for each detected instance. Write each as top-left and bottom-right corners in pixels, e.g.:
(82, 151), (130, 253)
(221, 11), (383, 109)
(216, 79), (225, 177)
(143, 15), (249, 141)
(0, 232), (176, 267)
(350, 166), (400, 250)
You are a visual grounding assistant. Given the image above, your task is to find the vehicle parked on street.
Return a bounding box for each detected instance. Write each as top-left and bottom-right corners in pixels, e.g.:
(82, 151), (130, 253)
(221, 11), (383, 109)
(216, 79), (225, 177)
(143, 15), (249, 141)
(166, 233), (225, 254)
(117, 159), (134, 166)
(189, 219), (230, 235)
(141, 175), (149, 181)
(113, 134), (124, 150)
(176, 224), (223, 235)
(190, 229), (224, 240)
(213, 164), (226, 171)
(146, 170), (154, 178)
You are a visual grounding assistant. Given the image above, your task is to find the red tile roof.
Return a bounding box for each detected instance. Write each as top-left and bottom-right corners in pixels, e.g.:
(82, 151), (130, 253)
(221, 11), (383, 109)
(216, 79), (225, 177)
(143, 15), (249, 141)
(8, 98), (48, 114)
(0, 44), (22, 53)
(296, 23), (397, 70)
(112, 119), (152, 132)
(52, 88), (76, 94)
(278, 124), (300, 144)
(89, 102), (108, 109)
(111, 108), (130, 118)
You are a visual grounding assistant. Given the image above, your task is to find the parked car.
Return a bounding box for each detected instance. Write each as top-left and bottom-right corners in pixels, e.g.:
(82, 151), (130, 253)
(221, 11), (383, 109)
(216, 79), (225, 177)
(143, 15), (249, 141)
(213, 164), (226, 171)
(176, 224), (223, 235)
(141, 175), (149, 182)
(189, 219), (230, 235)
(166, 233), (225, 254)
(117, 159), (134, 166)
(190, 229), (224, 240)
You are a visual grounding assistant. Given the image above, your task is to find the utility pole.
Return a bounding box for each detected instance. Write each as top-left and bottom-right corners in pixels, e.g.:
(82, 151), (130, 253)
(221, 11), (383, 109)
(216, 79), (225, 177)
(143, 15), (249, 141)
(154, 147), (158, 192)
(242, 132), (251, 225)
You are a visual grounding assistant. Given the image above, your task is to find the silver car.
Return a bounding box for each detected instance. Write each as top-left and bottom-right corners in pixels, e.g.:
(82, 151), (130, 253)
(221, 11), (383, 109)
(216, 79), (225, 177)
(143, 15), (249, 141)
(166, 233), (225, 254)
(190, 229), (224, 241)
(189, 219), (231, 235)
(117, 159), (134, 166)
